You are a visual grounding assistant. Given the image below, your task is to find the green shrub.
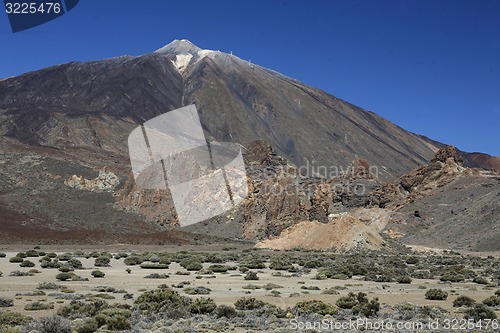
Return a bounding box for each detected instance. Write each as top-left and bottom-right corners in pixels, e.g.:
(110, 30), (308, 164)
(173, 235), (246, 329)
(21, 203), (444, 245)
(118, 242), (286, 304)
(19, 260), (35, 267)
(57, 300), (109, 319)
(76, 318), (98, 333)
(336, 293), (358, 309)
(440, 271), (465, 282)
(180, 259), (203, 271)
(68, 258), (83, 269)
(184, 286), (211, 295)
(453, 295), (476, 307)
(57, 253), (72, 261)
(133, 287), (191, 317)
(425, 289), (448, 300)
(335, 292), (380, 317)
(482, 295), (500, 307)
(321, 287), (340, 295)
(144, 273), (169, 279)
(242, 257), (266, 269)
(9, 257), (23, 263)
(396, 276), (412, 284)
(124, 256), (143, 265)
(234, 297), (266, 310)
(105, 315), (131, 331)
(293, 300), (338, 316)
(464, 304), (497, 322)
(25, 250), (39, 257)
(24, 302), (54, 311)
(22, 315), (71, 333)
(215, 305), (237, 318)
(91, 270), (105, 278)
(0, 297), (14, 307)
(405, 256), (419, 265)
(190, 298), (217, 314)
(139, 263), (169, 269)
(244, 271), (259, 280)
(209, 264), (229, 273)
(94, 256), (110, 267)
(0, 311), (32, 325)
(269, 258), (294, 271)
(37, 282), (62, 290)
(10, 270), (33, 276)
(0, 252), (6, 258)
(56, 272), (72, 281)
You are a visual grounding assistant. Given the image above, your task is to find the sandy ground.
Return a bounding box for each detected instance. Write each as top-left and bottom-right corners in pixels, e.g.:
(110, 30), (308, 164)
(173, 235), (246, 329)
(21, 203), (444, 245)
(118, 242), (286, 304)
(0, 249), (498, 320)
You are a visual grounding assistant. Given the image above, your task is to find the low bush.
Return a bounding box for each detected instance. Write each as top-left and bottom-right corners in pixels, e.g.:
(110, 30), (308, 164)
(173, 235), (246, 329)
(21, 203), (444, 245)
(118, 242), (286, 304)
(321, 287), (340, 295)
(180, 259), (203, 271)
(24, 302), (54, 311)
(335, 292), (380, 317)
(396, 276), (413, 284)
(209, 264), (229, 273)
(56, 272), (72, 281)
(21, 315), (71, 333)
(190, 298), (217, 314)
(0, 297), (14, 307)
(139, 263), (169, 269)
(57, 253), (72, 261)
(91, 270), (105, 278)
(94, 256), (110, 267)
(293, 300), (338, 316)
(25, 250), (39, 257)
(215, 305), (237, 318)
(67, 258), (83, 269)
(10, 270), (33, 276)
(234, 297), (266, 310)
(37, 282), (62, 290)
(105, 314), (131, 331)
(425, 289), (448, 301)
(57, 299), (109, 319)
(244, 271), (259, 280)
(184, 286), (211, 295)
(0, 311), (32, 325)
(453, 295), (476, 307)
(144, 273), (169, 279)
(124, 256), (143, 266)
(133, 287), (192, 317)
(9, 257), (23, 263)
(464, 304), (497, 322)
(76, 318), (98, 333)
(482, 295), (500, 307)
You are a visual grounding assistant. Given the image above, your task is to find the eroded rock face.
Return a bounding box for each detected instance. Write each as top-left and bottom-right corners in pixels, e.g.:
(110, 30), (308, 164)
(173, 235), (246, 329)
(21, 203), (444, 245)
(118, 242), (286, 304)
(64, 168), (119, 192)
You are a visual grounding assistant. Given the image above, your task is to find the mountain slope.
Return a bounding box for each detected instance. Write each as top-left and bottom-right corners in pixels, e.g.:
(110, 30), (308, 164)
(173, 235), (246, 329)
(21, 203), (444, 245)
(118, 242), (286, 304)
(0, 39), (497, 248)
(0, 40), (441, 179)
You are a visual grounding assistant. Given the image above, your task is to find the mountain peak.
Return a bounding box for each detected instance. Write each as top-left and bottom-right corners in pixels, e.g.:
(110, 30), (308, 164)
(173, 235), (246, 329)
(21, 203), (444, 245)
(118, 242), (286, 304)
(155, 39), (202, 55)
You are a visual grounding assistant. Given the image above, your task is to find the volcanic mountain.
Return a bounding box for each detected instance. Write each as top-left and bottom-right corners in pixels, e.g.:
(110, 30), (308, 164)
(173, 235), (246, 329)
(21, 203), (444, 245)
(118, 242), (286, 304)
(0, 39), (498, 249)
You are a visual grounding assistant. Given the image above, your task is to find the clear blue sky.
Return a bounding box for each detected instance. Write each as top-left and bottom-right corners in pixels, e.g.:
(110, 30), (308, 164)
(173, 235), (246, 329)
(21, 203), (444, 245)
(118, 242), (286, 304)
(1, 0), (499, 155)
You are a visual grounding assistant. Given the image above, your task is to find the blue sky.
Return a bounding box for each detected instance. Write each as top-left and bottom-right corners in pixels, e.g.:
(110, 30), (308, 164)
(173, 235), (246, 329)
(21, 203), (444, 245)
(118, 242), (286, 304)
(1, 0), (499, 156)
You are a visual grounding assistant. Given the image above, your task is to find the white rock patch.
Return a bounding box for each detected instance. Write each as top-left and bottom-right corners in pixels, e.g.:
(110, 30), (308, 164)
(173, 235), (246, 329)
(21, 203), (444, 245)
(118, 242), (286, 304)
(171, 54), (193, 73)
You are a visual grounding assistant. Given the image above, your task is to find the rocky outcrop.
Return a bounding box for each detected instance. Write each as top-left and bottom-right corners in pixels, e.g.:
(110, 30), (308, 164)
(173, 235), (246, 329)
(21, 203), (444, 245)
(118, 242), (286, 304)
(64, 168), (119, 192)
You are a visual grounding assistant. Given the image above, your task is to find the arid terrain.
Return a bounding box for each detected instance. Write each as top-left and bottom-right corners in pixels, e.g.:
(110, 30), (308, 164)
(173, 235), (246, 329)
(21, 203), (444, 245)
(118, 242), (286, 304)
(0, 246), (499, 332)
